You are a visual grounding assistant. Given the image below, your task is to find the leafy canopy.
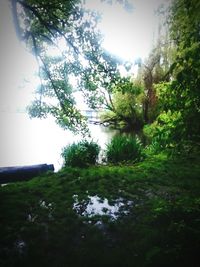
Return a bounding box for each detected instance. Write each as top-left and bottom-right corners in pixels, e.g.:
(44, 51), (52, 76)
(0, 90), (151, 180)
(11, 0), (131, 134)
(149, 0), (200, 149)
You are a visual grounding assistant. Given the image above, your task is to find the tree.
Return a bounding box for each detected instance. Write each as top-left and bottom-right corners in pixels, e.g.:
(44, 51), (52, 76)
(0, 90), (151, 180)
(11, 0), (84, 59)
(100, 77), (144, 131)
(11, 0), (132, 134)
(26, 8), (123, 133)
(158, 0), (200, 145)
(140, 33), (175, 124)
(142, 49), (161, 124)
(11, 0), (90, 133)
(99, 33), (174, 132)
(10, 0), (131, 135)
(147, 0), (200, 151)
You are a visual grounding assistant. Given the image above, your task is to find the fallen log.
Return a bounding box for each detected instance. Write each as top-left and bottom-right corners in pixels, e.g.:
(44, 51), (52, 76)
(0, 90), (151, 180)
(0, 164), (54, 184)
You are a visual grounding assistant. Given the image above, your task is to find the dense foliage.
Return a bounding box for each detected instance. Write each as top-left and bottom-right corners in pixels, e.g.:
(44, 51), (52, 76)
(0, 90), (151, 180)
(106, 135), (142, 163)
(12, 0), (127, 134)
(100, 78), (144, 131)
(151, 0), (200, 149)
(62, 140), (100, 167)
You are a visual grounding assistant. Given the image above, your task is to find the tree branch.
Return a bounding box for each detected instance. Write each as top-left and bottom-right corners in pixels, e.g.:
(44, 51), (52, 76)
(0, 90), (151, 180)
(11, 0), (22, 40)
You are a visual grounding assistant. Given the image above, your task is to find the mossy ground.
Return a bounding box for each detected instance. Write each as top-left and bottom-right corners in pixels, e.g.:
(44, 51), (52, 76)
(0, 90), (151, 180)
(0, 153), (200, 267)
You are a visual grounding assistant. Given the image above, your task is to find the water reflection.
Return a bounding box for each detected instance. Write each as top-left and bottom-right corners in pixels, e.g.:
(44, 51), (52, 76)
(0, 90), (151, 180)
(15, 240), (26, 255)
(73, 195), (133, 220)
(0, 112), (117, 171)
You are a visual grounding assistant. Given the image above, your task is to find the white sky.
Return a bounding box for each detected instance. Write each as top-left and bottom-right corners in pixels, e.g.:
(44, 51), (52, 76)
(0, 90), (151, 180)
(0, 0), (169, 112)
(0, 0), (39, 112)
(86, 0), (169, 60)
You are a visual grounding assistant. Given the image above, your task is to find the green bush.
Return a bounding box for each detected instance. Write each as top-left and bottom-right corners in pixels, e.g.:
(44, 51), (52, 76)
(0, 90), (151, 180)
(143, 111), (182, 154)
(105, 135), (143, 163)
(62, 140), (100, 168)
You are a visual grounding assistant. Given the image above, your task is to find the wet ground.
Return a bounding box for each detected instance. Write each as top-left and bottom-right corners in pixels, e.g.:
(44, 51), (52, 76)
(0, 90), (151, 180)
(0, 156), (200, 267)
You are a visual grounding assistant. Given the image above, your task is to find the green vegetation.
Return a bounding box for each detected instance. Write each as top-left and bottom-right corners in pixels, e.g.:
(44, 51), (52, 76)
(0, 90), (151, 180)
(13, 0), (200, 147)
(106, 135), (143, 163)
(147, 0), (200, 149)
(62, 140), (100, 168)
(100, 78), (144, 131)
(2, 0), (199, 266)
(0, 153), (200, 267)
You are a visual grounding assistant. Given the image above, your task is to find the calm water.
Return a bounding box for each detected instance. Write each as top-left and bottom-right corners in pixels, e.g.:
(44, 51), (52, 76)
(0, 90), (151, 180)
(0, 112), (117, 171)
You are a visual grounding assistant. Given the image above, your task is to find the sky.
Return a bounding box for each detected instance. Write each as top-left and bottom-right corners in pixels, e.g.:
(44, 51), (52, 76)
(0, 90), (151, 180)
(85, 0), (168, 61)
(0, 0), (169, 112)
(0, 0), (39, 112)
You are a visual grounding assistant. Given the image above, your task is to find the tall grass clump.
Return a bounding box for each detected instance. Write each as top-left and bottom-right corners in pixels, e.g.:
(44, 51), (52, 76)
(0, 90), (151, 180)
(105, 135), (143, 164)
(62, 140), (100, 168)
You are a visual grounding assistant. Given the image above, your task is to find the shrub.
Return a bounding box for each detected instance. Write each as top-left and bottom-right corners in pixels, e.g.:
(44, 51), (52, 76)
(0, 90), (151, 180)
(143, 111), (182, 154)
(105, 135), (143, 164)
(61, 140), (100, 168)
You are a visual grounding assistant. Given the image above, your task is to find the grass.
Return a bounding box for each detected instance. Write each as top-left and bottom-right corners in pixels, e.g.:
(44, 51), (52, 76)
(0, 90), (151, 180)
(62, 140), (100, 168)
(0, 153), (200, 267)
(106, 135), (142, 163)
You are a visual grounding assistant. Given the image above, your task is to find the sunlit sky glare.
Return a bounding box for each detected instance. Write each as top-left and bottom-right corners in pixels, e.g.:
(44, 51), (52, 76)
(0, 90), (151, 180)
(0, 0), (169, 112)
(0, 0), (39, 112)
(85, 0), (169, 61)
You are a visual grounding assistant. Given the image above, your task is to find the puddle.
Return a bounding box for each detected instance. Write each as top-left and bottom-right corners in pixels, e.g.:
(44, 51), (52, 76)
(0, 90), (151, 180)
(27, 200), (54, 223)
(39, 200), (53, 210)
(1, 183), (8, 187)
(73, 195), (133, 220)
(15, 239), (26, 254)
(27, 213), (38, 222)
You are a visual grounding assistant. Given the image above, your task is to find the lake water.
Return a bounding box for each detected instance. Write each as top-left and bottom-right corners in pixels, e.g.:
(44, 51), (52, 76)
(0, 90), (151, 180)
(0, 112), (117, 171)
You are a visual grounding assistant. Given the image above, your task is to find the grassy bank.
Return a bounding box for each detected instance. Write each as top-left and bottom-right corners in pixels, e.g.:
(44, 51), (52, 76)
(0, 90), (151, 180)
(0, 153), (200, 267)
